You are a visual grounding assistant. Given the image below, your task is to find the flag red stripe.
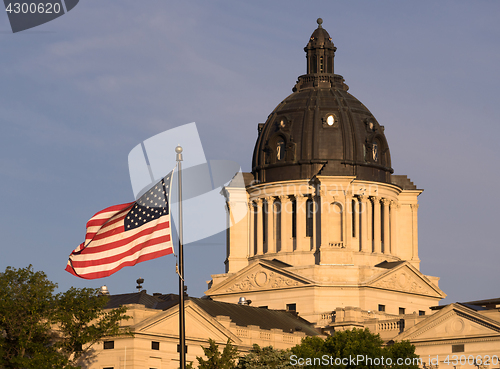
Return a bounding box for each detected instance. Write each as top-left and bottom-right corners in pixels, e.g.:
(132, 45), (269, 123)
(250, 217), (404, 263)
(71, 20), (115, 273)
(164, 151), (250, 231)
(69, 234), (171, 268)
(65, 247), (173, 279)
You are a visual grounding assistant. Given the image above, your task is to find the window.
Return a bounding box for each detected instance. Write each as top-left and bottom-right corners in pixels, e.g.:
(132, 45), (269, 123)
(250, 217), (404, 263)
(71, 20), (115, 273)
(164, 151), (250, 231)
(292, 199), (297, 238)
(378, 304), (385, 312)
(177, 344), (188, 353)
(103, 367), (114, 369)
(380, 201), (385, 252)
(151, 341), (160, 350)
(286, 303), (296, 311)
(399, 307), (405, 315)
(103, 340), (114, 350)
(419, 310), (425, 316)
(452, 344), (465, 353)
(306, 198), (313, 237)
(259, 306), (268, 309)
(276, 139), (285, 161)
(319, 56), (324, 73)
(275, 201), (281, 247)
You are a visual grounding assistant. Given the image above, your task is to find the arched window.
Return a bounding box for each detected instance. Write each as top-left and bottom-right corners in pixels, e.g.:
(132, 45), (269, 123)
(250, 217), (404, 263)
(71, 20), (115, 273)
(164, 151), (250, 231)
(327, 57), (333, 73)
(380, 201), (385, 252)
(330, 203), (343, 242)
(319, 56), (324, 73)
(276, 138), (286, 161)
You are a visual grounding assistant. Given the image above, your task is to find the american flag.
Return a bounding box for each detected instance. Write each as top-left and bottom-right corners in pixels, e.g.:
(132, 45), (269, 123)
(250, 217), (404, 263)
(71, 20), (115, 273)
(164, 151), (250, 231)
(65, 172), (174, 279)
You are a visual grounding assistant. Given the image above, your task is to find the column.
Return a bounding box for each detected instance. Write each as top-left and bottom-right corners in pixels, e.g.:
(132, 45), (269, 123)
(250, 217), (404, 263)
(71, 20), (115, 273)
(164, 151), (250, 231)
(296, 195), (307, 251)
(266, 197), (275, 254)
(359, 196), (369, 252)
(390, 201), (398, 256)
(248, 202), (254, 256)
(345, 195), (354, 250)
(312, 195), (318, 251)
(279, 195), (291, 252)
(371, 197), (381, 254)
(382, 198), (390, 254)
(255, 198), (263, 255)
(411, 204), (419, 260)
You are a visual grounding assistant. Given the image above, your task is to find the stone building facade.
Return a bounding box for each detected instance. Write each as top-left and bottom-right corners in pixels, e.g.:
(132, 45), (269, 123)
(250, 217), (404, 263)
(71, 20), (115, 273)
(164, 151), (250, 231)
(87, 19), (500, 369)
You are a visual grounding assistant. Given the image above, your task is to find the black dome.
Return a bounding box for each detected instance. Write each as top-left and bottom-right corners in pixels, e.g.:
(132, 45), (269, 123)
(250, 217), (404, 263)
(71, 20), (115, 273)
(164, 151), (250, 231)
(252, 20), (393, 184)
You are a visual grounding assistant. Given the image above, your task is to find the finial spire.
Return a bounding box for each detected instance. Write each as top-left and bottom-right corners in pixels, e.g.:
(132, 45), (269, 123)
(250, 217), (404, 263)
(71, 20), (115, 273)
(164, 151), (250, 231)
(317, 18), (323, 28)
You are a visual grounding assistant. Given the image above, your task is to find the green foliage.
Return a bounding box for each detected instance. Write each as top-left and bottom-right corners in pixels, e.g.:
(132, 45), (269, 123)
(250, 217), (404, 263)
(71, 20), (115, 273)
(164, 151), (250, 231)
(290, 328), (420, 369)
(237, 344), (293, 369)
(0, 265), (131, 369)
(195, 338), (239, 369)
(384, 340), (420, 369)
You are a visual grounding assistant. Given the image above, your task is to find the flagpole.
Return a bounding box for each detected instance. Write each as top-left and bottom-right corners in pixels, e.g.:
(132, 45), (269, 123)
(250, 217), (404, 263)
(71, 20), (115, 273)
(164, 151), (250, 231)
(175, 145), (186, 369)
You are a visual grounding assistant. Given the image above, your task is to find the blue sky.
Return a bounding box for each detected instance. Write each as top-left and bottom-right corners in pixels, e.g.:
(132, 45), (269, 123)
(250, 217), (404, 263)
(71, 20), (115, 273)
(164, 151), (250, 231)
(1, 1), (499, 304)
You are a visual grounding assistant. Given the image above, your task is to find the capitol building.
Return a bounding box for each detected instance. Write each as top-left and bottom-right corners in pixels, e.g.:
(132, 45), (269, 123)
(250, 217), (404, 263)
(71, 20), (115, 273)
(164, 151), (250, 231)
(89, 19), (500, 369)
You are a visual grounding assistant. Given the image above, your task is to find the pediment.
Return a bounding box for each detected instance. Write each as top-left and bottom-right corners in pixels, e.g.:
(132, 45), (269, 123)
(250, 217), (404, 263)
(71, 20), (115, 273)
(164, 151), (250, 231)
(133, 301), (239, 343)
(396, 304), (500, 342)
(207, 260), (313, 295)
(366, 262), (445, 298)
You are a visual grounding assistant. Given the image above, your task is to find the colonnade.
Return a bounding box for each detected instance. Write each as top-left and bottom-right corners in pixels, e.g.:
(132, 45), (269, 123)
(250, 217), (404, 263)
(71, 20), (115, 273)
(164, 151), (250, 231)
(246, 194), (398, 258)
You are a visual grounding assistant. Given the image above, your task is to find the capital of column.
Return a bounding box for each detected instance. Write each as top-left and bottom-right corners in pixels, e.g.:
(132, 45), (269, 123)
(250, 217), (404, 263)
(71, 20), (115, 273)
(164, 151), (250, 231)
(410, 203), (419, 210)
(264, 196), (275, 204)
(357, 195), (368, 203)
(254, 198), (263, 205)
(369, 195), (378, 203)
(295, 194), (308, 203)
(278, 195), (290, 202)
(381, 198), (390, 205)
(390, 200), (399, 209)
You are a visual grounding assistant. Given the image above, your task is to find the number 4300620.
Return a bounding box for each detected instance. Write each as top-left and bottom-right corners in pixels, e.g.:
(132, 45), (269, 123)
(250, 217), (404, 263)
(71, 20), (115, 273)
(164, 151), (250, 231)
(5, 2), (61, 14)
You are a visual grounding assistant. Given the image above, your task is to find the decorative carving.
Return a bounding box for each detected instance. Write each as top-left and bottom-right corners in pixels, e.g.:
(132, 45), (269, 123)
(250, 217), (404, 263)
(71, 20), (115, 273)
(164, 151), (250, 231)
(225, 270), (300, 292)
(411, 204), (419, 210)
(381, 198), (390, 205)
(372, 270), (433, 295)
(329, 242), (345, 248)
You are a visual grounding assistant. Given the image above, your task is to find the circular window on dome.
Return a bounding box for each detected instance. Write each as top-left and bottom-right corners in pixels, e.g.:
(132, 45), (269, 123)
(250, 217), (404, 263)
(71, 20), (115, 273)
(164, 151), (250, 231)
(322, 113), (338, 128)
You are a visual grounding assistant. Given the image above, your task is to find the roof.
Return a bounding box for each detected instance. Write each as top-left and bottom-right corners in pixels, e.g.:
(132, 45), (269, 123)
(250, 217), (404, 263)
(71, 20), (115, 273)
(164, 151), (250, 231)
(106, 291), (320, 336)
(431, 297), (500, 311)
(374, 260), (405, 269)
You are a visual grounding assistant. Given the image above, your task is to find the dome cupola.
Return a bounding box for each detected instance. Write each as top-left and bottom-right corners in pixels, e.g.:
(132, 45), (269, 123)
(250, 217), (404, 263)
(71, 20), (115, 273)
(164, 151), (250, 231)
(252, 19), (393, 184)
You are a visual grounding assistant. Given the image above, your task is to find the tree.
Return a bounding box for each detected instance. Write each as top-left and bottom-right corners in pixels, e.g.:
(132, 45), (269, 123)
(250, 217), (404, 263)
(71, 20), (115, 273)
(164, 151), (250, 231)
(237, 344), (293, 369)
(0, 265), (131, 369)
(290, 328), (419, 369)
(193, 338), (239, 369)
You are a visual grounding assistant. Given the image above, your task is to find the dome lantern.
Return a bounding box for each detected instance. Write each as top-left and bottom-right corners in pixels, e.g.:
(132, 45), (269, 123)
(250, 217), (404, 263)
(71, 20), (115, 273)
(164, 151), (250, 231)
(305, 18), (337, 75)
